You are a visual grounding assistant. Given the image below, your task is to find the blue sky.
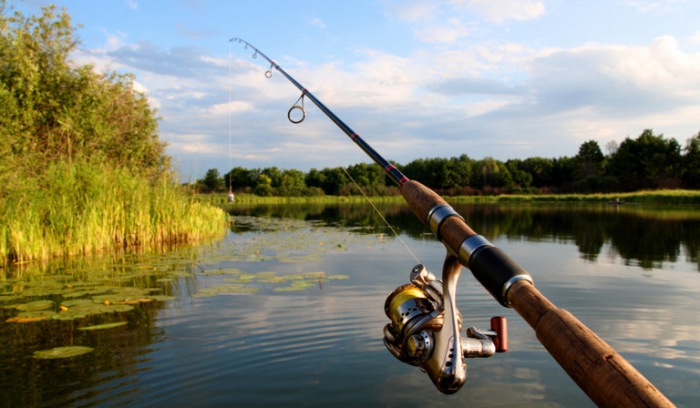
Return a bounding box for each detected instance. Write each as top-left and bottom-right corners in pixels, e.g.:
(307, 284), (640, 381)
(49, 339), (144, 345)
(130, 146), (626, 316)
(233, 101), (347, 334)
(9, 0), (700, 180)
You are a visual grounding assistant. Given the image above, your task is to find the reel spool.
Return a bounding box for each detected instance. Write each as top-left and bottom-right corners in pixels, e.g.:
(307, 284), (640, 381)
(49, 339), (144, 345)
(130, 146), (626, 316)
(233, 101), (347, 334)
(383, 263), (508, 394)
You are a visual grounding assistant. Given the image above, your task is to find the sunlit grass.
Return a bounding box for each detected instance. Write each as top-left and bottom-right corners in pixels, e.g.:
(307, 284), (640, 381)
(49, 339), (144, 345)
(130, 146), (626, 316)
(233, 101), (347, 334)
(1, 161), (227, 265)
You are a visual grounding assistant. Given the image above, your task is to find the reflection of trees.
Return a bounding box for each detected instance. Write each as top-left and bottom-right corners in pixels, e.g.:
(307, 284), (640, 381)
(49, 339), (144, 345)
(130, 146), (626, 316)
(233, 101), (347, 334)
(0, 301), (165, 406)
(0, 304), (162, 407)
(0, 255), (184, 407)
(229, 203), (700, 271)
(605, 216), (682, 269)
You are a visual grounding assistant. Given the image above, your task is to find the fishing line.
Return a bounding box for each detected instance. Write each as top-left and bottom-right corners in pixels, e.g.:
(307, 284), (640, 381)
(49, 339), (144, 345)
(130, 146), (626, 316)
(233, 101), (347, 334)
(329, 152), (421, 265)
(227, 41), (233, 191)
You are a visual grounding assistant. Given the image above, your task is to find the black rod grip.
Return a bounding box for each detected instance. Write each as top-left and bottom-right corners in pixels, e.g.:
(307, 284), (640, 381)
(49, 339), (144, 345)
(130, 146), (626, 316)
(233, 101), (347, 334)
(468, 246), (532, 307)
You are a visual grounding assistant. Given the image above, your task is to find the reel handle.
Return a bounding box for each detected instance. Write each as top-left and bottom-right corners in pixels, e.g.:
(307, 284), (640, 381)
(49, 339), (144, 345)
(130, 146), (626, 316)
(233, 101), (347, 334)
(462, 316), (508, 358)
(383, 264), (508, 394)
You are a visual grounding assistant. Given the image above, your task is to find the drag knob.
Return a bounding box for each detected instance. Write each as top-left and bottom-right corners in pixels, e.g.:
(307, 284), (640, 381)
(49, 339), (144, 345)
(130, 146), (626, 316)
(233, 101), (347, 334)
(406, 331), (432, 362)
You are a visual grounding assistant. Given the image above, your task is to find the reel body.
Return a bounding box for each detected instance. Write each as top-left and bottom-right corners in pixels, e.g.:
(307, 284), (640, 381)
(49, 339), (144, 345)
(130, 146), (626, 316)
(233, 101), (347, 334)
(383, 263), (507, 394)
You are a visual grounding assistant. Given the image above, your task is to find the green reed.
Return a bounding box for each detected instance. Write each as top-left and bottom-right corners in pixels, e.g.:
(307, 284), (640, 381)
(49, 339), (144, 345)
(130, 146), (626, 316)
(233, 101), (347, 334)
(1, 162), (227, 265)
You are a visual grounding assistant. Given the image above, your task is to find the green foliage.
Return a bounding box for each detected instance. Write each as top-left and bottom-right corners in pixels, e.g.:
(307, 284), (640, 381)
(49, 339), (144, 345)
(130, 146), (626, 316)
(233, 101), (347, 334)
(1, 161), (226, 263)
(607, 129), (682, 191)
(207, 127), (700, 197)
(0, 6), (226, 263)
(682, 131), (700, 188)
(306, 167), (347, 195)
(574, 140), (605, 183)
(278, 169), (306, 196)
(202, 168), (223, 192)
(224, 166), (258, 190)
(0, 5), (165, 182)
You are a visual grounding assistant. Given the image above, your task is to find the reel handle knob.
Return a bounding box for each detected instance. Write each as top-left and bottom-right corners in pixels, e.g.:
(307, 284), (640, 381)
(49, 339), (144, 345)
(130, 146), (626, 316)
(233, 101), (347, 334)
(491, 316), (508, 352)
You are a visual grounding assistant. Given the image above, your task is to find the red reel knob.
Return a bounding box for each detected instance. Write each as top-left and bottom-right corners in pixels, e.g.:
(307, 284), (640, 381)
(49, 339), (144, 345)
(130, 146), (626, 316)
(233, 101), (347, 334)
(490, 316), (508, 352)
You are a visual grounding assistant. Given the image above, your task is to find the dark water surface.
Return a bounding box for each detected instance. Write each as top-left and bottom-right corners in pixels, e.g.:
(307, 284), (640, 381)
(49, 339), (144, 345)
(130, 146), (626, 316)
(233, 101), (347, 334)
(2, 203), (700, 407)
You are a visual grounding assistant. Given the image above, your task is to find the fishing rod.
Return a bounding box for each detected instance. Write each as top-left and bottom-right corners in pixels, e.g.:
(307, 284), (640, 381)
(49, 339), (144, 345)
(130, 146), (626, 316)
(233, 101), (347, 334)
(231, 38), (674, 407)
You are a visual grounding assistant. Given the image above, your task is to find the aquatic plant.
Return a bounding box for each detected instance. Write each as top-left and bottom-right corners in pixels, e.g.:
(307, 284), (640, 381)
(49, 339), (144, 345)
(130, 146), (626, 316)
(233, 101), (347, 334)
(1, 162), (227, 264)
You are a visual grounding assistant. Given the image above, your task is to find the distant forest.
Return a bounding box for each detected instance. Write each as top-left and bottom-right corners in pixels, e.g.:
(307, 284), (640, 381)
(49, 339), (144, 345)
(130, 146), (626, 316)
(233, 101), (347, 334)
(195, 129), (700, 196)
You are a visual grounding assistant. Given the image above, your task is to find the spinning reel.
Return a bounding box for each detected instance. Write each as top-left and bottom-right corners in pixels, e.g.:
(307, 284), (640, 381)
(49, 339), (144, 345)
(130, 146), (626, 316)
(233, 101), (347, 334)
(383, 261), (508, 394)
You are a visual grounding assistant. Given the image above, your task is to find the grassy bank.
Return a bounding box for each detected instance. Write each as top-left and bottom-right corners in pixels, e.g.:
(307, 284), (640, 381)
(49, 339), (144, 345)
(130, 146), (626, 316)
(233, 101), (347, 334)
(449, 189), (700, 204)
(198, 193), (407, 206)
(1, 162), (227, 265)
(200, 189), (700, 206)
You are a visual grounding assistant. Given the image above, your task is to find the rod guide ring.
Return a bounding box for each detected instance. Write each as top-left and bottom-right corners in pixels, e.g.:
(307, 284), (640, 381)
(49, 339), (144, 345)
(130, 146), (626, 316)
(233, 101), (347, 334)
(288, 105), (306, 124)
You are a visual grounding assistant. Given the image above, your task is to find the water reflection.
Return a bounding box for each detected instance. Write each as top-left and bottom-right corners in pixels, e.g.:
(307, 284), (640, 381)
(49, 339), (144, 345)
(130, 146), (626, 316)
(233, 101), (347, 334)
(2, 203), (700, 407)
(0, 252), (195, 407)
(229, 202), (700, 271)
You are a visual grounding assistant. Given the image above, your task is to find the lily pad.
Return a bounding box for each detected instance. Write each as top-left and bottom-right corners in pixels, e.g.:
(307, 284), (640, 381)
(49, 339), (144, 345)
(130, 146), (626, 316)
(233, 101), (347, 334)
(52, 303), (134, 321)
(61, 299), (95, 308)
(0, 295), (22, 304)
(79, 322), (128, 331)
(15, 300), (54, 311)
(33, 346), (94, 359)
(147, 295), (176, 301)
(325, 275), (349, 280)
(199, 267), (245, 276)
(192, 284), (259, 297)
(5, 310), (57, 323)
(273, 284), (313, 292)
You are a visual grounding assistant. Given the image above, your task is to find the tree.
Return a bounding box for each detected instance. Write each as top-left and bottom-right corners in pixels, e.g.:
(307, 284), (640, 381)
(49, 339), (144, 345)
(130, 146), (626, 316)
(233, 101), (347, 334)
(520, 157), (555, 188)
(279, 169), (306, 196)
(0, 5), (165, 182)
(607, 129), (681, 190)
(224, 166), (258, 190)
(450, 154), (474, 188)
(505, 159), (533, 188)
(305, 167), (346, 195)
(682, 131), (700, 188)
(574, 140), (605, 179)
(261, 166), (283, 188)
(346, 162), (385, 187)
(202, 168), (223, 192)
(253, 173), (274, 196)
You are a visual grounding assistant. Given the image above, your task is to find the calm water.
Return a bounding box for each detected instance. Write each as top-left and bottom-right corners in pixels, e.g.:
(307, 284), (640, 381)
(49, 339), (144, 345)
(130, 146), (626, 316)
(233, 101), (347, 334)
(2, 203), (700, 407)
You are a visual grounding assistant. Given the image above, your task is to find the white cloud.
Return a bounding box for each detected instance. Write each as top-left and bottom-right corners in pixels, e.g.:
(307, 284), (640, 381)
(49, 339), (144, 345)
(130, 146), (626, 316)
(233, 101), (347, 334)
(448, 0), (545, 23)
(390, 0), (544, 44)
(131, 80), (148, 94)
(622, 0), (696, 13)
(622, 0), (660, 12)
(389, 1), (439, 22)
(126, 0), (138, 11)
(78, 21), (700, 176)
(208, 101), (254, 115)
(529, 36), (700, 116)
(309, 17), (326, 29)
(414, 18), (470, 43)
(689, 31), (700, 46)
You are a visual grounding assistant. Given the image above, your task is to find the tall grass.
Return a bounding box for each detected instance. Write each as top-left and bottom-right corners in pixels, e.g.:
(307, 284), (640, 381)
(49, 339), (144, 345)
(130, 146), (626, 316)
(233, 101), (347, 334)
(1, 161), (227, 265)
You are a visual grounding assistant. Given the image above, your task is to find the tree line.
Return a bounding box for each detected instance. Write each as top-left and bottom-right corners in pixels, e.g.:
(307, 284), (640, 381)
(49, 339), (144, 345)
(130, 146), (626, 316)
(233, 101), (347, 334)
(196, 129), (700, 196)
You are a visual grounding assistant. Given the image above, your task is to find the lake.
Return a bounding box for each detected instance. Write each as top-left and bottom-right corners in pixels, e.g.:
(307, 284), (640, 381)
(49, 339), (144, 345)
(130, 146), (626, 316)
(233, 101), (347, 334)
(1, 202), (699, 407)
